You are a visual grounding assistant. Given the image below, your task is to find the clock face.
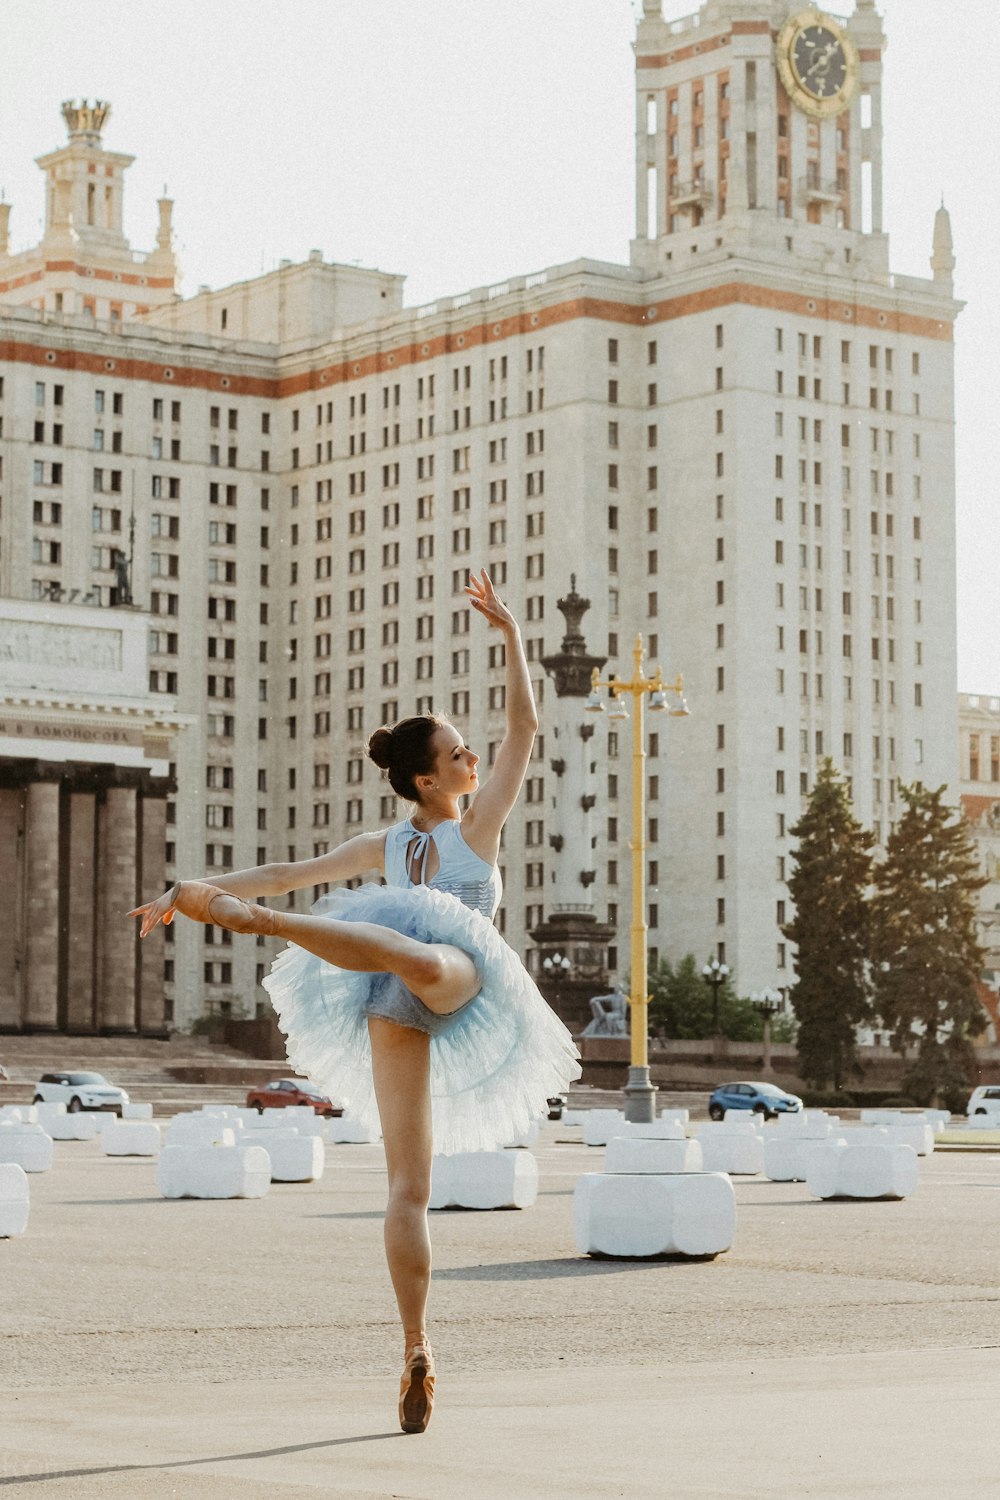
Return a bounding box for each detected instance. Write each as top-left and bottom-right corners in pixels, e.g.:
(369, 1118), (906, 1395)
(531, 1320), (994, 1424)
(777, 10), (860, 119)
(792, 23), (848, 100)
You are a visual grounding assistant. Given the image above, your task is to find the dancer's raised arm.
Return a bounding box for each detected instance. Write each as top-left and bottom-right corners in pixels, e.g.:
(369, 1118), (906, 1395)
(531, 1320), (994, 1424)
(460, 569), (538, 862)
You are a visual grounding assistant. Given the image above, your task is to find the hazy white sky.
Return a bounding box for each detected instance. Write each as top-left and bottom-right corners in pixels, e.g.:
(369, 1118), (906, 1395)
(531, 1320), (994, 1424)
(2, 0), (997, 689)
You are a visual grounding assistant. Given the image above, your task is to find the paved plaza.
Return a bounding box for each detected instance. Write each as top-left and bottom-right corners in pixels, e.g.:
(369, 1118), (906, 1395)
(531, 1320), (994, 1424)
(1, 1122), (998, 1497)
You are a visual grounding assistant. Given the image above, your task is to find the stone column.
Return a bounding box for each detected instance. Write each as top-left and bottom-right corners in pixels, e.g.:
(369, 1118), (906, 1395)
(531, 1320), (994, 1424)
(24, 780), (61, 1030)
(0, 788), (24, 1028)
(138, 792), (168, 1035)
(96, 785), (139, 1033)
(65, 792), (98, 1032)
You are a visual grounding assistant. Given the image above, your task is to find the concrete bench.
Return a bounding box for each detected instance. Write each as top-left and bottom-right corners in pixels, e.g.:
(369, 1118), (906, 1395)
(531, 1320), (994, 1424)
(860, 1120), (934, 1156)
(0, 1105), (38, 1124)
(0, 1163), (29, 1237)
(121, 1102), (154, 1121)
(862, 1109), (947, 1138)
(582, 1110), (627, 1146)
(693, 1123), (764, 1175)
(776, 1111), (839, 1139)
(430, 1150), (538, 1210)
(806, 1139), (918, 1200)
(764, 1134), (847, 1183)
(101, 1121), (162, 1157)
(259, 1130), (325, 1182)
(604, 1137), (703, 1175)
(40, 1109), (100, 1141)
(0, 1122), (54, 1173)
(157, 1143), (271, 1199)
(327, 1116), (382, 1144)
(165, 1118), (237, 1148)
(574, 1171), (736, 1258)
(659, 1108), (690, 1127)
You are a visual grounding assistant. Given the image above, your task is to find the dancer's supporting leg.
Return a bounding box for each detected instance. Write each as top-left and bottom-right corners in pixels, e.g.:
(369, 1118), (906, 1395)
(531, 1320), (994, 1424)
(369, 1015), (436, 1432)
(164, 883), (480, 1017)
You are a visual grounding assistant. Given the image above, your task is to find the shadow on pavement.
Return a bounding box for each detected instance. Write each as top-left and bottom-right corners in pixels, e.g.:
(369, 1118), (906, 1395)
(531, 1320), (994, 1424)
(0, 1431), (402, 1487)
(434, 1256), (692, 1280)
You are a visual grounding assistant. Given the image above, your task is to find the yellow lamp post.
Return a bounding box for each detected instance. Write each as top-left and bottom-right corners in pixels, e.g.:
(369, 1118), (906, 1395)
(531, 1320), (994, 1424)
(585, 634), (688, 1122)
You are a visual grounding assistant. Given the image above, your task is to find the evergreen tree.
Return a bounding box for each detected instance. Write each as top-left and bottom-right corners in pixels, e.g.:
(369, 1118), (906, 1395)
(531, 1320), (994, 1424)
(783, 759), (874, 1090)
(870, 782), (987, 1104)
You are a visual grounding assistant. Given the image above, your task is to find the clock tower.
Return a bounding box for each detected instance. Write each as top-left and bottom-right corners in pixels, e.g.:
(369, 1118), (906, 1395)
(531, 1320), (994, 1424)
(633, 0), (887, 271)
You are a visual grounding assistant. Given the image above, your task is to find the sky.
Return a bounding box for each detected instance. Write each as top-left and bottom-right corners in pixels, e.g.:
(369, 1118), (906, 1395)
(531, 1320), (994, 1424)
(2, 0), (997, 690)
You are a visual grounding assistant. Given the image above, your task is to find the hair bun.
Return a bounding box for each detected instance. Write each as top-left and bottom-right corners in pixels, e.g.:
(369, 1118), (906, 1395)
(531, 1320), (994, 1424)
(367, 726), (394, 770)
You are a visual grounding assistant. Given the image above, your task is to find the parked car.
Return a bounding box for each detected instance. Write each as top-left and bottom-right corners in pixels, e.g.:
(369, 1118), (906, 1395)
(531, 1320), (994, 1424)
(966, 1086), (1000, 1116)
(245, 1078), (342, 1116)
(33, 1072), (129, 1113)
(708, 1081), (802, 1121)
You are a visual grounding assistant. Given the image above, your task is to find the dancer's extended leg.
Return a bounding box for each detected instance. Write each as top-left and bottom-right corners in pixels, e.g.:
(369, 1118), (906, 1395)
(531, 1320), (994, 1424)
(165, 882), (480, 1017)
(369, 1015), (437, 1432)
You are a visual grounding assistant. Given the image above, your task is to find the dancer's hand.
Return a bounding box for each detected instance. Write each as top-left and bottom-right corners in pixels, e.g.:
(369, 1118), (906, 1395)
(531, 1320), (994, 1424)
(128, 884), (180, 938)
(465, 570), (517, 633)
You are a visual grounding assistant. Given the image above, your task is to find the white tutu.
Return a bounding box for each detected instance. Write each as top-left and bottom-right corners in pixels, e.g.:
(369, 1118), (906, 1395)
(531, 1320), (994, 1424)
(262, 883), (581, 1155)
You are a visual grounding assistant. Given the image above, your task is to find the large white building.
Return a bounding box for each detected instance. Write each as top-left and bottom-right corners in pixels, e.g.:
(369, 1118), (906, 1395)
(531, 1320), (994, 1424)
(0, 2), (961, 1033)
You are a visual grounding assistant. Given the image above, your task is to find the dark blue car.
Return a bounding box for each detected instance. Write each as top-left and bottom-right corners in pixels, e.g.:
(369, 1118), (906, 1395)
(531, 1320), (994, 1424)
(708, 1081), (803, 1121)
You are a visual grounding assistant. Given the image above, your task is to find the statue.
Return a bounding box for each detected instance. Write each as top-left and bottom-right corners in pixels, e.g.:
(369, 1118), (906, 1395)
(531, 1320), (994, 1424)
(581, 992), (629, 1037)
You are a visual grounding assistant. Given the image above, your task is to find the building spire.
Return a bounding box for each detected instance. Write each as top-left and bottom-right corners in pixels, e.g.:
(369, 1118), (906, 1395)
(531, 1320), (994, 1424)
(931, 200), (955, 286)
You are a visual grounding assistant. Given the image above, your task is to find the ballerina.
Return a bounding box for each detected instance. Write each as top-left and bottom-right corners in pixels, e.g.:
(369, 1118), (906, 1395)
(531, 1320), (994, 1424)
(130, 570), (580, 1434)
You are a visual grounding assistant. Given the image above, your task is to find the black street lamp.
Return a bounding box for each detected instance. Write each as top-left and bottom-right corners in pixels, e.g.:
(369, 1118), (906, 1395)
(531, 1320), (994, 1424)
(701, 958), (730, 1038)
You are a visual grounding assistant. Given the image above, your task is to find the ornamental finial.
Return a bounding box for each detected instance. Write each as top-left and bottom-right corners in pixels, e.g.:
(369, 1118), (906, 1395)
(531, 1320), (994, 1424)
(61, 100), (112, 142)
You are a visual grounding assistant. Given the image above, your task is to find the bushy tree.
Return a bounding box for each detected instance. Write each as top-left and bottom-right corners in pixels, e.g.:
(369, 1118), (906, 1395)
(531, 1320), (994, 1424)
(783, 759), (874, 1091)
(870, 782), (987, 1104)
(648, 954), (796, 1043)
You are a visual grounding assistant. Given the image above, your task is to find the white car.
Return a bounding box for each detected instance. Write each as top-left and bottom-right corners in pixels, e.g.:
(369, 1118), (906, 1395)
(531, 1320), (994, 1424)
(33, 1072), (129, 1113)
(966, 1086), (1000, 1117)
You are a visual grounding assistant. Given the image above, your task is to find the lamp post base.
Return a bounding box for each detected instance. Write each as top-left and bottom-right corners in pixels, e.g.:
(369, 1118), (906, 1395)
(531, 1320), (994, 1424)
(623, 1066), (658, 1123)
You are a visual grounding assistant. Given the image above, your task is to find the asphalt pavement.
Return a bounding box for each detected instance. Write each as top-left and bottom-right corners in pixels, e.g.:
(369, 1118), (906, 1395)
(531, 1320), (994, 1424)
(1, 1124), (998, 1498)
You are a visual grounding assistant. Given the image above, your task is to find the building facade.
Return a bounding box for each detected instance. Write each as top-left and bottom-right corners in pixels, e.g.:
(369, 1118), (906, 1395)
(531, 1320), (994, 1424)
(958, 693), (1000, 1044)
(0, 1), (962, 1032)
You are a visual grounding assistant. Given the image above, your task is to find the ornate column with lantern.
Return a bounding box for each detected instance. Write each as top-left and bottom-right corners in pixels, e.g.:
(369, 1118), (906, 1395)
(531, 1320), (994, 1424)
(532, 578), (615, 1031)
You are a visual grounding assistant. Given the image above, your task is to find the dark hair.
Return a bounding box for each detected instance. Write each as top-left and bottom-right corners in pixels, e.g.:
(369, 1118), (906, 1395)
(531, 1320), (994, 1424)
(367, 714), (448, 803)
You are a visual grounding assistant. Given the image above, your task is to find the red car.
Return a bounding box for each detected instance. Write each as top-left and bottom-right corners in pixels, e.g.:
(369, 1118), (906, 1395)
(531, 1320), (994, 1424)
(245, 1077), (342, 1116)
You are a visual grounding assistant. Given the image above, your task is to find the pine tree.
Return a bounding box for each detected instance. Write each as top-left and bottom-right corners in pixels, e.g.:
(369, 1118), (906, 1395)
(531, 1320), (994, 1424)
(783, 759), (874, 1091)
(870, 782), (988, 1105)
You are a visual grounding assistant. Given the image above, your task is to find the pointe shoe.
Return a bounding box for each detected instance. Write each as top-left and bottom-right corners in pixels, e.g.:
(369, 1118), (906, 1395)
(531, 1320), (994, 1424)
(166, 881), (280, 937)
(399, 1340), (435, 1434)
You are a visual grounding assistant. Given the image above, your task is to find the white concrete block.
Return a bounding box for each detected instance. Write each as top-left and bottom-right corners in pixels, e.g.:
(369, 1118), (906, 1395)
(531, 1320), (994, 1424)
(703, 1115), (760, 1136)
(764, 1135), (847, 1183)
(121, 1102), (153, 1121)
(658, 1108), (690, 1127)
(101, 1121), (162, 1157)
(326, 1115), (381, 1144)
(0, 1105), (37, 1124)
(504, 1121), (541, 1149)
(44, 1111), (101, 1141)
(776, 1111), (838, 1139)
(924, 1110), (951, 1133)
(962, 1114), (1000, 1131)
(156, 1143), (271, 1199)
(165, 1117), (236, 1148)
(604, 1137), (703, 1175)
(430, 1150), (538, 1210)
(0, 1163), (29, 1237)
(806, 1141), (918, 1200)
(0, 1122), (53, 1173)
(697, 1131), (765, 1175)
(582, 1110), (627, 1146)
(574, 1171), (736, 1258)
(560, 1110), (585, 1127)
(261, 1130), (325, 1182)
(623, 1120), (687, 1141)
(861, 1120), (934, 1156)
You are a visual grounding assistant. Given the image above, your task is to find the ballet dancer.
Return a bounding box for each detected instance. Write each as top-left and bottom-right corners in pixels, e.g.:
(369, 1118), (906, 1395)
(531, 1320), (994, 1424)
(130, 570), (580, 1433)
